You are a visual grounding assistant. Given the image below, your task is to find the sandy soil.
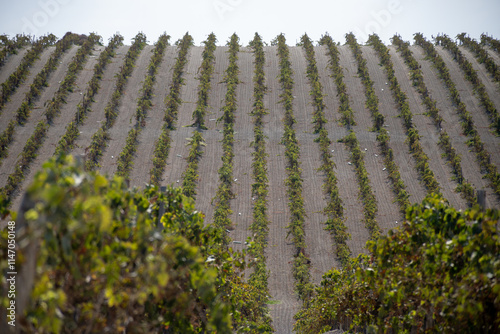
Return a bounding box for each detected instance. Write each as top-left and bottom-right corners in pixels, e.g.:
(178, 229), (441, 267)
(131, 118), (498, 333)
(388, 45), (468, 210)
(160, 46), (202, 187)
(0, 46), (55, 131)
(2, 37), (500, 332)
(412, 45), (500, 209)
(70, 45), (130, 157)
(193, 46), (227, 226)
(361, 45), (428, 207)
(98, 45), (155, 176)
(434, 45), (500, 168)
(0, 45), (80, 186)
(128, 45), (178, 189)
(0, 47), (29, 84)
(338, 45), (402, 233)
(290, 45), (338, 283)
(10, 46), (104, 212)
(264, 45), (300, 334)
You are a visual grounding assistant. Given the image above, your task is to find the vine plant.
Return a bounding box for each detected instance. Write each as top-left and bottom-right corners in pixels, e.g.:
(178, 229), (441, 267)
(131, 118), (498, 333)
(392, 33), (476, 204)
(343, 33), (411, 213)
(246, 32), (273, 331)
(274, 33), (314, 304)
(0, 34), (56, 113)
(456, 33), (500, 83)
(375, 34), (441, 195)
(191, 33), (217, 129)
(414, 33), (500, 197)
(435, 34), (499, 135)
(480, 33), (500, 55)
(84, 32), (147, 171)
(0, 33), (100, 205)
(115, 33), (170, 181)
(0, 32), (80, 164)
(301, 34), (351, 265)
(211, 33), (240, 238)
(149, 33), (193, 185)
(55, 34), (124, 154)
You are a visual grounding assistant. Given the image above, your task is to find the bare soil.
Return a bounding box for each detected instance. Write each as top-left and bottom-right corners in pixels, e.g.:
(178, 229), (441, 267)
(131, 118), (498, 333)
(0, 46), (55, 131)
(264, 45), (299, 334)
(128, 45), (178, 189)
(412, 45), (500, 208)
(70, 45), (130, 157)
(193, 46), (227, 226)
(434, 45), (500, 168)
(0, 47), (29, 84)
(0, 45), (80, 187)
(10, 46), (105, 212)
(98, 45), (155, 176)
(388, 45), (468, 210)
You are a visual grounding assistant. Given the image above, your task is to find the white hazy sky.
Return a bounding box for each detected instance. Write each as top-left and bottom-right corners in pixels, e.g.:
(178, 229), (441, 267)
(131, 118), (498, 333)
(1, 0), (499, 45)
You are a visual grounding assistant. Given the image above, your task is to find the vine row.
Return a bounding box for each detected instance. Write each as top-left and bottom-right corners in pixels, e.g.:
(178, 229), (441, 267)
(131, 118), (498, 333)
(0, 34), (33, 69)
(382, 35), (441, 194)
(211, 33), (239, 237)
(480, 33), (500, 55)
(435, 34), (499, 135)
(345, 33), (411, 213)
(115, 33), (170, 180)
(84, 32), (147, 171)
(191, 33), (217, 129)
(457, 33), (500, 83)
(0, 33), (79, 164)
(0, 34), (56, 113)
(386, 34), (476, 204)
(414, 33), (500, 197)
(246, 33), (273, 330)
(347, 34), (412, 214)
(55, 34), (124, 155)
(301, 34), (350, 265)
(149, 34), (193, 186)
(274, 33), (314, 303)
(0, 33), (100, 204)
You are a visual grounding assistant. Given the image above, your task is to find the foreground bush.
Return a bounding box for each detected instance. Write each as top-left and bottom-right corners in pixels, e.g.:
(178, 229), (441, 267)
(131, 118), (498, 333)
(0, 154), (260, 333)
(295, 195), (499, 333)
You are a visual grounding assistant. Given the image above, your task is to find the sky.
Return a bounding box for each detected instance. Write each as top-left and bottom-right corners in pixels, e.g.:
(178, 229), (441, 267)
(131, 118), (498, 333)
(1, 0), (499, 46)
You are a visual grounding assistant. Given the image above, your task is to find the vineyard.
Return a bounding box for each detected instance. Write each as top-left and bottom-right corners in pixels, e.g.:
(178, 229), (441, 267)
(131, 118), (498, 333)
(0, 31), (499, 333)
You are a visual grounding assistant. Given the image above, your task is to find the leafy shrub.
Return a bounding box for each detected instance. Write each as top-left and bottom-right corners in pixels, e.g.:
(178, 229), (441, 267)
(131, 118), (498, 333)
(294, 195), (500, 333)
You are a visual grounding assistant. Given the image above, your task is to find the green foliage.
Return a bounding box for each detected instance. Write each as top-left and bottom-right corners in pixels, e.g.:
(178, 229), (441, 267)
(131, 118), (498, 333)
(0, 154), (237, 333)
(116, 33), (170, 181)
(191, 33), (217, 129)
(164, 33), (194, 129)
(294, 195), (500, 333)
(346, 33), (410, 214)
(149, 33), (193, 185)
(373, 35), (441, 195)
(246, 32), (273, 331)
(0, 33), (36, 70)
(382, 33), (475, 205)
(0, 33), (81, 165)
(457, 33), (500, 83)
(276, 33), (314, 303)
(413, 33), (500, 198)
(480, 33), (500, 55)
(435, 34), (500, 135)
(182, 130), (205, 198)
(54, 34), (123, 155)
(0, 34), (56, 113)
(85, 32), (147, 171)
(301, 34), (350, 265)
(0, 34), (100, 206)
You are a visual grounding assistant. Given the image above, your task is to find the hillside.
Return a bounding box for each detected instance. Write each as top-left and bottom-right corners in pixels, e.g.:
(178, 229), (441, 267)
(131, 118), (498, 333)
(0, 31), (499, 333)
